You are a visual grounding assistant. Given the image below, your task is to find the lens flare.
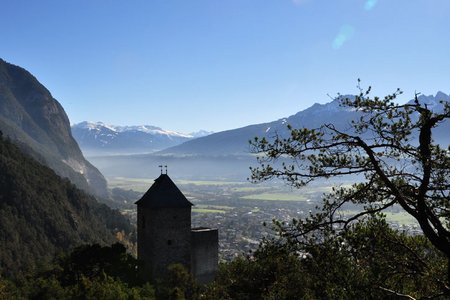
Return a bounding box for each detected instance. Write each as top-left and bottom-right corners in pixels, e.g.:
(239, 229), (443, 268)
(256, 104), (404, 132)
(364, 0), (378, 11)
(332, 25), (355, 49)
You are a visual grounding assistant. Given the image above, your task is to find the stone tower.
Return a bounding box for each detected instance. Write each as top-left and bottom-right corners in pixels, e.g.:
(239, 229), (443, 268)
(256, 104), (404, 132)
(135, 173), (193, 281)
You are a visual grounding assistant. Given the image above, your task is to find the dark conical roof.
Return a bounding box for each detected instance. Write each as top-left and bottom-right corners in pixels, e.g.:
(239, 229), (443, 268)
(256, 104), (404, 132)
(135, 174), (193, 208)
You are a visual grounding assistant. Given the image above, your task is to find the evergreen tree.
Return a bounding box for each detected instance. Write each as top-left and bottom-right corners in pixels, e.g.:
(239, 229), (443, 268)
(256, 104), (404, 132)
(250, 84), (450, 296)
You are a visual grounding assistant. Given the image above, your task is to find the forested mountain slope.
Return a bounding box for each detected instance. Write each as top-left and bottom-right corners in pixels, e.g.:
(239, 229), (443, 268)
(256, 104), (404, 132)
(0, 133), (131, 278)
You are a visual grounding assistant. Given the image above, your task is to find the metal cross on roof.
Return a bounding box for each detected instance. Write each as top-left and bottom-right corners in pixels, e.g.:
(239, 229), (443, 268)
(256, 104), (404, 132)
(158, 165), (168, 174)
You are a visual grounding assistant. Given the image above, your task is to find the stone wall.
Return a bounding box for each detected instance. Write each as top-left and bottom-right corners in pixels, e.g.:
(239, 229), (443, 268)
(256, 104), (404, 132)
(191, 227), (219, 284)
(137, 207), (191, 281)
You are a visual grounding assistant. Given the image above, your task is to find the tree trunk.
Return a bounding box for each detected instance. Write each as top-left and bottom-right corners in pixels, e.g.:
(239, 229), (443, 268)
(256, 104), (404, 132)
(447, 256), (450, 295)
(448, 257), (450, 288)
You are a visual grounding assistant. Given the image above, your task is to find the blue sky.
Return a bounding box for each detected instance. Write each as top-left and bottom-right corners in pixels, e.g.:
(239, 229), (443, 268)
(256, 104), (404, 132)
(1, 0), (449, 132)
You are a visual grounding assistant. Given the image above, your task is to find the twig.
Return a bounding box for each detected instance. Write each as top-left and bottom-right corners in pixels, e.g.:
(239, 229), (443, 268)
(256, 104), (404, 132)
(379, 286), (416, 300)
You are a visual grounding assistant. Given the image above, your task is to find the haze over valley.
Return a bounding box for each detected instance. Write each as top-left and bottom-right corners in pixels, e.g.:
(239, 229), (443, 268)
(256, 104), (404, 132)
(75, 91), (450, 182)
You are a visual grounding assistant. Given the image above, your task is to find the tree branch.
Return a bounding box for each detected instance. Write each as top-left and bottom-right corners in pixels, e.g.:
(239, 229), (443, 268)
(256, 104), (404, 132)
(378, 286), (416, 300)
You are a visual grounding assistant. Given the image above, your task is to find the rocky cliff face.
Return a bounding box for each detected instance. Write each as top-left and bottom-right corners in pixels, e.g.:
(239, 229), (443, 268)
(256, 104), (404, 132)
(0, 59), (108, 197)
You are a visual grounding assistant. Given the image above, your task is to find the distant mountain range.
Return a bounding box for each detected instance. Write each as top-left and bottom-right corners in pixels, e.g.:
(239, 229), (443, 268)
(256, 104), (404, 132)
(158, 95), (360, 155)
(72, 121), (213, 156)
(160, 92), (450, 156)
(0, 59), (108, 197)
(87, 92), (450, 181)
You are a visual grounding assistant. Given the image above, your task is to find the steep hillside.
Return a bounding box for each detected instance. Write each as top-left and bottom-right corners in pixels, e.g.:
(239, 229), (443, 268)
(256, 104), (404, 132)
(0, 59), (108, 197)
(0, 133), (132, 278)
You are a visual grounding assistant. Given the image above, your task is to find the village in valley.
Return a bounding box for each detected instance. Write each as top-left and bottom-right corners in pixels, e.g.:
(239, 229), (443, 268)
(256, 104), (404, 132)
(114, 176), (422, 261)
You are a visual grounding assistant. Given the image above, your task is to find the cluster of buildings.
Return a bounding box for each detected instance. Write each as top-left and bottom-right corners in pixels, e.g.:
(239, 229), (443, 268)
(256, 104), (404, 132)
(129, 174), (420, 281)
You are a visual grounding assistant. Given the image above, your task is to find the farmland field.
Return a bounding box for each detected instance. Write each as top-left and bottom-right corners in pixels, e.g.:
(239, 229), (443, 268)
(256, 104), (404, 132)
(240, 192), (309, 201)
(108, 177), (154, 192)
(192, 208), (226, 214)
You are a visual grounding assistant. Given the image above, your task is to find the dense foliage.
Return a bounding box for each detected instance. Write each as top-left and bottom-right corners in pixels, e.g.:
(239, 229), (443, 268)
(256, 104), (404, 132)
(0, 132), (132, 279)
(203, 217), (447, 299)
(1, 203), (446, 299)
(0, 244), (155, 299)
(0, 243), (203, 300)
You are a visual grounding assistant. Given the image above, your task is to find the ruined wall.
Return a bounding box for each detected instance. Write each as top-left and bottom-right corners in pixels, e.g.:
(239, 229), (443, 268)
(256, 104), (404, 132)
(191, 227), (219, 284)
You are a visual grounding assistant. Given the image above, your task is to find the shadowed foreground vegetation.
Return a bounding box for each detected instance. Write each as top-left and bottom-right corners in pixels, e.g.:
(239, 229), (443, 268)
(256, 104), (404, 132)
(0, 133), (132, 280)
(0, 216), (447, 299)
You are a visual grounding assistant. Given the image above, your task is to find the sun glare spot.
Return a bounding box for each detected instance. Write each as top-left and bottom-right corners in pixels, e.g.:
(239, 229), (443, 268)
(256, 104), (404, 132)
(332, 25), (355, 50)
(364, 0), (378, 11)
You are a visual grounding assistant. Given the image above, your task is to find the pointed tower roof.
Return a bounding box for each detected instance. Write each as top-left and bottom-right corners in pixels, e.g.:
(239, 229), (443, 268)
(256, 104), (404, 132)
(135, 174), (193, 208)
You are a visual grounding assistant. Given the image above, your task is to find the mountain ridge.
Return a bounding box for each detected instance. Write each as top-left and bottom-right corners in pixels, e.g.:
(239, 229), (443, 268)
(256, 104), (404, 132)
(160, 92), (450, 156)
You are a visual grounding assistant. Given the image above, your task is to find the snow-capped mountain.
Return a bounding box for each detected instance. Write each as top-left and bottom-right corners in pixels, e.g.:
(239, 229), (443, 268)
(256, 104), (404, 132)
(71, 121), (212, 156)
(409, 91), (450, 112)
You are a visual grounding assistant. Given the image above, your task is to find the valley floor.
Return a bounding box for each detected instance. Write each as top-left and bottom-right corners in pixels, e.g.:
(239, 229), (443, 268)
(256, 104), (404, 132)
(110, 177), (421, 261)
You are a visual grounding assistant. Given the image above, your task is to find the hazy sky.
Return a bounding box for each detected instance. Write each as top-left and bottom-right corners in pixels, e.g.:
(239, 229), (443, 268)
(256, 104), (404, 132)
(1, 0), (449, 132)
